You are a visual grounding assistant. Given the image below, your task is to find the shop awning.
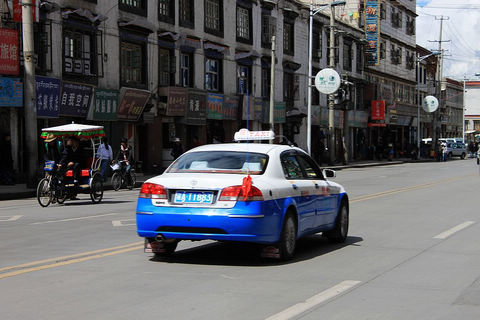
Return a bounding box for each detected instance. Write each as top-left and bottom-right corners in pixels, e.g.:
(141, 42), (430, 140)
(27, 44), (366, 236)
(235, 50), (260, 61)
(62, 8), (107, 23)
(203, 41), (230, 55)
(119, 18), (156, 34)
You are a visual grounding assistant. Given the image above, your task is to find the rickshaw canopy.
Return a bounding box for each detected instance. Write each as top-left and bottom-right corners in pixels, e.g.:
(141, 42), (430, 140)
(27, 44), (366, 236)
(41, 123), (105, 140)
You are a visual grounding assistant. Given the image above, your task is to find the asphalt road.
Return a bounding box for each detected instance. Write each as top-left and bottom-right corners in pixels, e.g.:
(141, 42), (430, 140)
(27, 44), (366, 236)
(1, 159), (479, 320)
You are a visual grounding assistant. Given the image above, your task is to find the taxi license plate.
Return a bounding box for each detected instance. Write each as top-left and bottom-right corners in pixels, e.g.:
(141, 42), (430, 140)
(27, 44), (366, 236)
(174, 191), (213, 204)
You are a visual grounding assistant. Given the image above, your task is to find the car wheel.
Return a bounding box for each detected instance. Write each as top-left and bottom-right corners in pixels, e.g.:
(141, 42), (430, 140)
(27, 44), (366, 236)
(36, 178), (52, 207)
(325, 201), (349, 243)
(278, 213), (297, 261)
(461, 153), (466, 159)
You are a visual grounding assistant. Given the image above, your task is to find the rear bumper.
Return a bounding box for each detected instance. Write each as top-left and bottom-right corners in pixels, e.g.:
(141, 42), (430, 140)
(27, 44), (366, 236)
(136, 198), (282, 244)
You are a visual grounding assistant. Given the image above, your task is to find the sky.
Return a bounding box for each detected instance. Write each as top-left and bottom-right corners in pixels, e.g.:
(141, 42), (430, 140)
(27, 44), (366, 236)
(416, 0), (480, 81)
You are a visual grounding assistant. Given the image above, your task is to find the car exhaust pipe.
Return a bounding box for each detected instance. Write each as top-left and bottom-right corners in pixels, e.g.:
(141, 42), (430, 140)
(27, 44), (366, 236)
(155, 234), (165, 242)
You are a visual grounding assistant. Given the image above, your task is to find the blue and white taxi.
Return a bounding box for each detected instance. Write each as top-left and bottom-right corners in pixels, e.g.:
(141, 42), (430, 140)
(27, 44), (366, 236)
(136, 129), (349, 260)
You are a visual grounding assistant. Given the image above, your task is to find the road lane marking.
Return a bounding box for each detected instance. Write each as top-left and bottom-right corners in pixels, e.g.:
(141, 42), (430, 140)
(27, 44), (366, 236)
(265, 280), (361, 320)
(112, 219), (136, 227)
(0, 215), (22, 222)
(433, 221), (475, 239)
(351, 175), (470, 203)
(30, 212), (121, 225)
(0, 241), (143, 275)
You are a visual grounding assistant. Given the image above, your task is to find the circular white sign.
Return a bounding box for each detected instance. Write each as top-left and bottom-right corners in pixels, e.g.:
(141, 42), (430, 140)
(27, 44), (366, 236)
(314, 68), (341, 94)
(422, 95), (439, 113)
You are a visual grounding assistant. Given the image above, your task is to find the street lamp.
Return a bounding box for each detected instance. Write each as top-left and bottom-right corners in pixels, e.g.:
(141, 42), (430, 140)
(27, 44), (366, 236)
(416, 52), (440, 155)
(307, 0), (346, 156)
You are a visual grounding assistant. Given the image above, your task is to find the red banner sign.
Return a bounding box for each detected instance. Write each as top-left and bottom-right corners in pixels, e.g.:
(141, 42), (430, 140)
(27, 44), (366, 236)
(371, 100), (385, 120)
(13, 0), (36, 22)
(0, 29), (19, 75)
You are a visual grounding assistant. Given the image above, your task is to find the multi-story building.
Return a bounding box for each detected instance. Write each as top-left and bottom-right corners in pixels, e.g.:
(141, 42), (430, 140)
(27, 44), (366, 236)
(465, 80), (480, 139)
(441, 77), (463, 138)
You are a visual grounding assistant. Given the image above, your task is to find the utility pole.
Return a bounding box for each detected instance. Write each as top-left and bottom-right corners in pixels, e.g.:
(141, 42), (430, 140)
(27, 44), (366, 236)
(269, 35), (275, 143)
(429, 16), (449, 154)
(328, 5), (336, 164)
(22, 0), (38, 187)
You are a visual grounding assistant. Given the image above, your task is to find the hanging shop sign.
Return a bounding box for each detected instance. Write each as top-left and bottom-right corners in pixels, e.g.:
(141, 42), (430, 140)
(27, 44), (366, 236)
(185, 89), (207, 125)
(59, 82), (93, 117)
(207, 93), (224, 120)
(262, 101), (286, 124)
(371, 100), (385, 120)
(0, 29), (19, 75)
(117, 87), (151, 121)
(165, 87), (187, 116)
(365, 0), (380, 66)
(35, 76), (60, 117)
(0, 77), (22, 107)
(242, 95), (263, 121)
(223, 95), (240, 120)
(93, 89), (118, 121)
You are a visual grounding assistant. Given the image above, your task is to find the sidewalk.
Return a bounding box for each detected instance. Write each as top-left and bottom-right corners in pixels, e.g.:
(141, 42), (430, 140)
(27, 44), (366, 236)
(0, 158), (429, 201)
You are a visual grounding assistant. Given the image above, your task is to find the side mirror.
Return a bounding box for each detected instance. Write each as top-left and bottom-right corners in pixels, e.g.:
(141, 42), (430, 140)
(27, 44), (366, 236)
(323, 169), (336, 179)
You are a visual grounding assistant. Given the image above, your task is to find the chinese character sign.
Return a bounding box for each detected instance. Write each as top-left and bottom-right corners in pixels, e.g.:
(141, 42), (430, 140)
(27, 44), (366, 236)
(0, 29), (19, 75)
(59, 82), (93, 117)
(165, 87), (187, 116)
(365, 0), (380, 66)
(185, 89), (206, 125)
(35, 76), (60, 117)
(371, 100), (385, 120)
(0, 77), (23, 107)
(117, 88), (151, 121)
(94, 89), (119, 121)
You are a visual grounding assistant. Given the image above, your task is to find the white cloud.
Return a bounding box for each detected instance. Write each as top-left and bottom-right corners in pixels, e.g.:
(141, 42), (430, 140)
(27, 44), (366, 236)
(416, 0), (480, 80)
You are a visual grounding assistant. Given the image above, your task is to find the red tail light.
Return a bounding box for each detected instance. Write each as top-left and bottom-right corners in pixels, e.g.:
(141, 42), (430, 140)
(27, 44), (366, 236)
(139, 183), (167, 199)
(219, 185), (263, 202)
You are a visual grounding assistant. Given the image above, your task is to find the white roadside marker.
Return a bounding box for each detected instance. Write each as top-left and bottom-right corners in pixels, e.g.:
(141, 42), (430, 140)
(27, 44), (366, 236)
(433, 221), (475, 239)
(0, 215), (22, 222)
(265, 280), (361, 320)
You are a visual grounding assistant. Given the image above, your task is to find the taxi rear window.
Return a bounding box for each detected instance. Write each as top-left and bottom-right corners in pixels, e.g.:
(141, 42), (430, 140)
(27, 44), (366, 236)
(167, 151), (268, 175)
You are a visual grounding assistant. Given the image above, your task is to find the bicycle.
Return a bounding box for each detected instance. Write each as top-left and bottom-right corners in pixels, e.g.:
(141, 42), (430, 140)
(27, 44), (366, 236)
(111, 161), (136, 191)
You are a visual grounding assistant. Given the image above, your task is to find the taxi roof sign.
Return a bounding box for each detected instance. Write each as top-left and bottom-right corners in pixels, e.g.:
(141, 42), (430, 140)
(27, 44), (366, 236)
(234, 129), (275, 141)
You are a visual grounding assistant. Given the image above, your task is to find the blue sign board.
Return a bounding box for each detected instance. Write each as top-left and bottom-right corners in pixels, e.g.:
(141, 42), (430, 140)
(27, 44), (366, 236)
(365, 0), (380, 66)
(35, 76), (61, 118)
(0, 77), (23, 107)
(59, 81), (93, 117)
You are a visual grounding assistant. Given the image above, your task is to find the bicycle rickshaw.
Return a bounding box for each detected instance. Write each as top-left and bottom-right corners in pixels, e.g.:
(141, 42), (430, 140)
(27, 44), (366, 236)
(37, 123), (105, 207)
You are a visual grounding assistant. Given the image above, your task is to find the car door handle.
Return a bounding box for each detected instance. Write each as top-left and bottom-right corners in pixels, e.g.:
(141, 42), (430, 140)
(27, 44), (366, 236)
(314, 183), (319, 189)
(292, 184), (298, 190)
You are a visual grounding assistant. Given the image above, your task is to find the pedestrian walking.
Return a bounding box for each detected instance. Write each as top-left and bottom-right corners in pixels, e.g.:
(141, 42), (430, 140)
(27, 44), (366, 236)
(96, 137), (113, 182)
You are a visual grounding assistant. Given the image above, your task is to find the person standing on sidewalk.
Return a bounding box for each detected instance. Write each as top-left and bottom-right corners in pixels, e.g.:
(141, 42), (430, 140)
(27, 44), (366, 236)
(96, 137), (113, 182)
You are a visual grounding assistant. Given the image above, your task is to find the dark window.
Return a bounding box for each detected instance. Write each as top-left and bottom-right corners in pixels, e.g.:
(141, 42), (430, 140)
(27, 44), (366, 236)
(159, 0), (175, 24)
(34, 20), (52, 73)
(179, 0), (195, 28)
(159, 47), (175, 87)
(356, 45), (363, 72)
(380, 3), (386, 20)
(261, 14), (276, 49)
(312, 67), (320, 105)
(205, 0), (223, 37)
(283, 21), (294, 55)
(237, 64), (251, 94)
(120, 39), (146, 87)
(236, 5), (252, 44)
(312, 24), (322, 59)
(205, 57), (222, 92)
(63, 22), (101, 83)
(296, 155), (322, 179)
(380, 41), (386, 60)
(119, 0), (147, 16)
(283, 72), (298, 103)
(343, 41), (352, 71)
(180, 52), (194, 87)
(262, 65), (271, 99)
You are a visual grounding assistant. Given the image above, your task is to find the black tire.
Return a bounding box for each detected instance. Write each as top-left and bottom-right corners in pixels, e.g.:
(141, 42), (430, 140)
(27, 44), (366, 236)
(90, 173), (104, 203)
(325, 200), (349, 243)
(461, 153), (466, 159)
(127, 171), (136, 190)
(278, 213), (297, 261)
(111, 172), (122, 191)
(36, 178), (52, 207)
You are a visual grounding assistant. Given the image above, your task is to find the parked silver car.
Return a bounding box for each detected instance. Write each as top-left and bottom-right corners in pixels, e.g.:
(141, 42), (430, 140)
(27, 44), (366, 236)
(446, 142), (466, 159)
